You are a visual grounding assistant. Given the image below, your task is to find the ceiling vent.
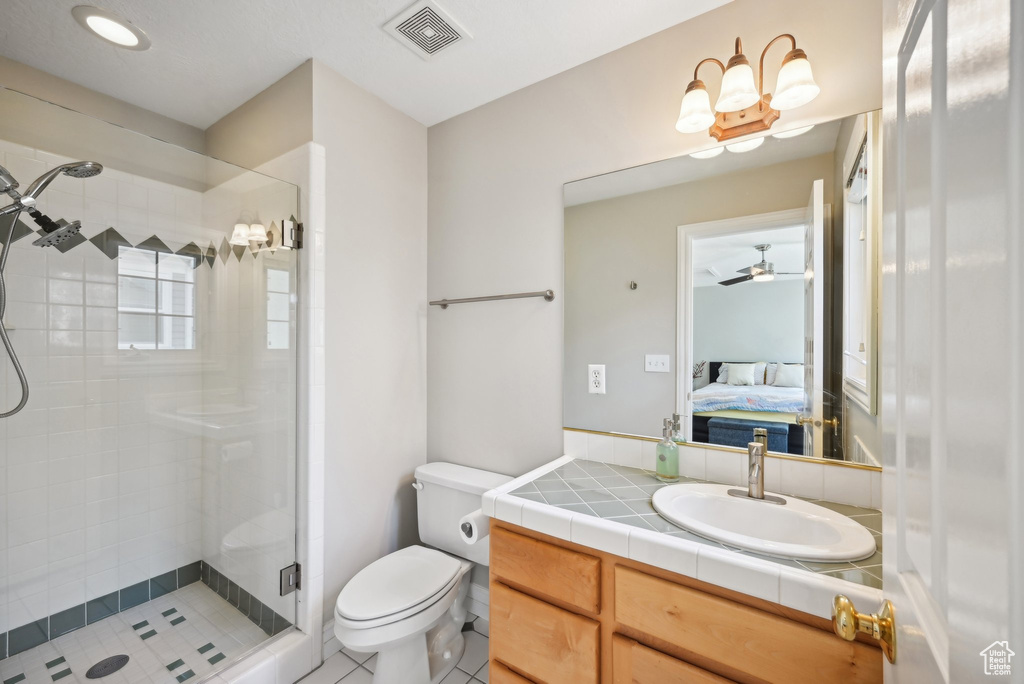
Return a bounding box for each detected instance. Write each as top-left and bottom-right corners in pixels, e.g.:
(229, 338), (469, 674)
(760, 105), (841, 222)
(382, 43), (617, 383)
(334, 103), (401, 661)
(384, 0), (471, 61)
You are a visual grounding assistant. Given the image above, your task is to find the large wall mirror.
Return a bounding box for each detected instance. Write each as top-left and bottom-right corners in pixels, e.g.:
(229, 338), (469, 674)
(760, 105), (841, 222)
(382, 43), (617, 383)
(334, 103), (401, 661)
(563, 110), (881, 466)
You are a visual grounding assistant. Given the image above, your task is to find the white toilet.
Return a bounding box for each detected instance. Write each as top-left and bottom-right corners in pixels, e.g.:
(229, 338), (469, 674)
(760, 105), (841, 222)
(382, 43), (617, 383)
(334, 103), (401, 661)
(334, 462), (512, 684)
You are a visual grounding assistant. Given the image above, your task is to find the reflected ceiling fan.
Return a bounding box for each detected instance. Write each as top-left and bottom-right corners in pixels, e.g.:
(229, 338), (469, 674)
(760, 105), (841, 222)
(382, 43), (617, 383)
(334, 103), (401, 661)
(718, 244), (802, 286)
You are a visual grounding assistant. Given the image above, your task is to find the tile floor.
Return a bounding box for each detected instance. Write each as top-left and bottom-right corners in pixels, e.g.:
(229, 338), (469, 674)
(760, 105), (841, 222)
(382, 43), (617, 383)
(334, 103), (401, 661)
(0, 583), (273, 684)
(302, 614), (490, 684)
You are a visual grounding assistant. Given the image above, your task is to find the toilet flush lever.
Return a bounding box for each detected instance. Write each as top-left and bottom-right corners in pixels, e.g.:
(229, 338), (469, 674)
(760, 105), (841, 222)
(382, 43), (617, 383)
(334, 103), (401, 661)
(412, 481), (423, 490)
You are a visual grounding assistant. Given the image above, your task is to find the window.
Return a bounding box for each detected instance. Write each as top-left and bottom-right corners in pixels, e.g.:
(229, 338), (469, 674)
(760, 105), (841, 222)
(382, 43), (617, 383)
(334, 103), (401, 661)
(266, 267), (290, 350)
(117, 247), (196, 350)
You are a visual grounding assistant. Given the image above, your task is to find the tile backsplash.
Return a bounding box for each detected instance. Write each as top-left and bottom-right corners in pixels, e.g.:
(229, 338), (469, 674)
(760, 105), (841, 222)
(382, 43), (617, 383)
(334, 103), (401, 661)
(563, 429), (880, 508)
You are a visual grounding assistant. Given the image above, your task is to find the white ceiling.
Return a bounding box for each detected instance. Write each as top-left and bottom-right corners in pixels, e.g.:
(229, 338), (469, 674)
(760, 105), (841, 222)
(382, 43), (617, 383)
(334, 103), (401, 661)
(564, 119), (843, 206)
(692, 225), (805, 288)
(0, 0), (729, 128)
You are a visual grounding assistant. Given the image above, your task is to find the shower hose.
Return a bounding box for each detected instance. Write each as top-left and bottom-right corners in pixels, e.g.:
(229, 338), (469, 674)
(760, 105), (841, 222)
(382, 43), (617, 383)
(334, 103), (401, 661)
(0, 207), (30, 417)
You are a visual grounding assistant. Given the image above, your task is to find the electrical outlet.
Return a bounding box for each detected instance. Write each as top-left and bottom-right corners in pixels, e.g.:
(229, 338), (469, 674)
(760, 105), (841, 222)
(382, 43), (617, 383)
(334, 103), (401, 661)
(588, 364), (606, 394)
(645, 355), (670, 373)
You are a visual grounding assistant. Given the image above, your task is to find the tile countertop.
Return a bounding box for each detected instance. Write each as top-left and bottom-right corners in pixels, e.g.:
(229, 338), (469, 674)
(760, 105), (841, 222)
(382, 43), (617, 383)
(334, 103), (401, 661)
(481, 456), (885, 622)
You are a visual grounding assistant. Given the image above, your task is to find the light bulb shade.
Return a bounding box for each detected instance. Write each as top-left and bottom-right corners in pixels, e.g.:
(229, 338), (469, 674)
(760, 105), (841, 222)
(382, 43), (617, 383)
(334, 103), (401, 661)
(715, 59), (760, 112)
(772, 124), (815, 139)
(248, 223), (268, 242)
(772, 51), (820, 110)
(725, 137), (765, 153)
(690, 146), (725, 159)
(676, 81), (716, 133)
(752, 272), (775, 282)
(229, 223), (251, 246)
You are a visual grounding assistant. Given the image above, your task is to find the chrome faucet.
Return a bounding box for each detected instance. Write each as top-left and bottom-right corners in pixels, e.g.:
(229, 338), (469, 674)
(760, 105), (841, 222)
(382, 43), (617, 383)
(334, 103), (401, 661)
(747, 441), (765, 499)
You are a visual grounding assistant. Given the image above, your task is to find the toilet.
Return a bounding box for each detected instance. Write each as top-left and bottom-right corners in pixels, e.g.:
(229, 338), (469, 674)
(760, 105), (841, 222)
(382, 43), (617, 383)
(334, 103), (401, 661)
(334, 462), (512, 684)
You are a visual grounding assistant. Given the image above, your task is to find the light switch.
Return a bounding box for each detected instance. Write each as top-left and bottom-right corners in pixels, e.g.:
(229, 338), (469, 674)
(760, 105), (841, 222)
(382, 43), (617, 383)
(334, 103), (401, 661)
(645, 355), (670, 373)
(588, 364), (606, 394)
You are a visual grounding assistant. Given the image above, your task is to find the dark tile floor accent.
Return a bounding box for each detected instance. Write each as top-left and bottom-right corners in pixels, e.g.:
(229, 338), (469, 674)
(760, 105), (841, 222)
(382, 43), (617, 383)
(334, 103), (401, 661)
(511, 460), (883, 589)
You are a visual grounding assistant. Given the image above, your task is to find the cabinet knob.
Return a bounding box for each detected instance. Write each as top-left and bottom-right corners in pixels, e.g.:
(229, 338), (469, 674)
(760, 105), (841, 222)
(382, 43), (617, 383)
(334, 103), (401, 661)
(832, 594), (896, 663)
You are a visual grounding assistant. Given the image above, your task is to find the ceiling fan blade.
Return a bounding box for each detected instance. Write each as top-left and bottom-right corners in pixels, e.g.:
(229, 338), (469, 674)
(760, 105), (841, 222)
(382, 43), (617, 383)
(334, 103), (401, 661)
(719, 275), (753, 286)
(735, 266), (756, 275)
(774, 272), (804, 275)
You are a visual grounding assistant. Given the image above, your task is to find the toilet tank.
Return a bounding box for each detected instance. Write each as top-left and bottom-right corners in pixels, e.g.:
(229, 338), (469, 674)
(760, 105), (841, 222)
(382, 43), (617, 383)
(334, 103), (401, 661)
(414, 462), (512, 566)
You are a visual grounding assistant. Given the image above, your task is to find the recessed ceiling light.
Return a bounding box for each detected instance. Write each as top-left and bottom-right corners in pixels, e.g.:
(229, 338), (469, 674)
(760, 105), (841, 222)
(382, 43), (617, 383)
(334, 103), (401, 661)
(772, 125), (816, 139)
(690, 147), (725, 160)
(72, 6), (151, 51)
(725, 137), (765, 153)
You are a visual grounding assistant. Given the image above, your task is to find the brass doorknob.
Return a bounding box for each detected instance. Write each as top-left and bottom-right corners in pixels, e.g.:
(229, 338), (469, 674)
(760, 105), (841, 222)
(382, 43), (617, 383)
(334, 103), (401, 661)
(832, 595), (896, 663)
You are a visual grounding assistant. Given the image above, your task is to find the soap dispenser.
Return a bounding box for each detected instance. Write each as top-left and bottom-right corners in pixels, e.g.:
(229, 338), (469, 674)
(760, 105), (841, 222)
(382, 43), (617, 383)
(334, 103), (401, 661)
(656, 418), (680, 483)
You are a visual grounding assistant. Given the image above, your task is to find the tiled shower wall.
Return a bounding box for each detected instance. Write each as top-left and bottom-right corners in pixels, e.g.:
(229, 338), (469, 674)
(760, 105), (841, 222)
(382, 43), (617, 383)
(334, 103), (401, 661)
(0, 138), (207, 653)
(0, 137), (298, 657)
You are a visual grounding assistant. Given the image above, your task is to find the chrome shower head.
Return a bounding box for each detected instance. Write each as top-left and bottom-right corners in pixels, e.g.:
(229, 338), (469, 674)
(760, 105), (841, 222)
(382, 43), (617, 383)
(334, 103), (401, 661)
(0, 164), (17, 195)
(23, 161), (103, 200)
(32, 220), (81, 248)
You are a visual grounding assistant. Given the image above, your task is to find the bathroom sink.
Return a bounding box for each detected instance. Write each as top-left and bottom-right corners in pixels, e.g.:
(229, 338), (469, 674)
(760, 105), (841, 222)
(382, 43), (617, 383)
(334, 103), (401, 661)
(652, 483), (876, 562)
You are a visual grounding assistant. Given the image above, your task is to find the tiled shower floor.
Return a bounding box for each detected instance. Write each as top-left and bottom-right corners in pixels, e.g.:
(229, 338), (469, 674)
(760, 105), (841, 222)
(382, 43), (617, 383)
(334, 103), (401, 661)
(0, 583), (271, 684)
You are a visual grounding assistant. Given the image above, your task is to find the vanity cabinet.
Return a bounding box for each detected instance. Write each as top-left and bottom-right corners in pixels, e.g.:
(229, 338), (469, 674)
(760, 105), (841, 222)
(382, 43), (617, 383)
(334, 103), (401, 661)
(489, 521), (882, 684)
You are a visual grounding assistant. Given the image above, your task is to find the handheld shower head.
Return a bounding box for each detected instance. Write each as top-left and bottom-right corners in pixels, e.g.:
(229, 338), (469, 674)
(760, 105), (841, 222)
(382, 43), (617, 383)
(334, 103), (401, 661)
(23, 161), (103, 200)
(0, 164), (17, 195)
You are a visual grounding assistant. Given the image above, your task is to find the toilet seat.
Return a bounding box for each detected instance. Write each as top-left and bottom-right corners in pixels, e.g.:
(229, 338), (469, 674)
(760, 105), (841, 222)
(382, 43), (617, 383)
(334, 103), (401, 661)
(336, 546), (463, 628)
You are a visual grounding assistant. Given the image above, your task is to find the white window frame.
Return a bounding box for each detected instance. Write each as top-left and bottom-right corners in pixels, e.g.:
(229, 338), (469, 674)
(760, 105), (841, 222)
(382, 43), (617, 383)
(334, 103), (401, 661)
(117, 247), (197, 351)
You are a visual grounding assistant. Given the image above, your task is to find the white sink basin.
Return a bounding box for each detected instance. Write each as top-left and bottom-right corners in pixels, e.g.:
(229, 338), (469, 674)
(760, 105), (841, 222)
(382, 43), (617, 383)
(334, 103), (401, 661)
(652, 483), (876, 562)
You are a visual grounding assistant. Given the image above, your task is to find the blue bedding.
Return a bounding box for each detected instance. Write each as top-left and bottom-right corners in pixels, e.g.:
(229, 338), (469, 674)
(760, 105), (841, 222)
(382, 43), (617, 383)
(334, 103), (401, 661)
(692, 383), (804, 413)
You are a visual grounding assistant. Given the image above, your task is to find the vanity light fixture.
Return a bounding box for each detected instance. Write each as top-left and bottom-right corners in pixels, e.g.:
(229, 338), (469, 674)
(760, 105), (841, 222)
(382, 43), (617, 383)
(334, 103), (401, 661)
(689, 147), (725, 159)
(72, 6), (151, 50)
(676, 35), (819, 141)
(725, 137), (764, 153)
(772, 124), (816, 139)
(229, 223), (251, 246)
(247, 222), (268, 242)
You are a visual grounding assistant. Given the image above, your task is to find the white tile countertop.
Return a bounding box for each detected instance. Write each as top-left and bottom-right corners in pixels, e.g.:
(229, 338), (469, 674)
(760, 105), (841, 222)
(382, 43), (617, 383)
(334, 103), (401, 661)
(482, 456), (884, 622)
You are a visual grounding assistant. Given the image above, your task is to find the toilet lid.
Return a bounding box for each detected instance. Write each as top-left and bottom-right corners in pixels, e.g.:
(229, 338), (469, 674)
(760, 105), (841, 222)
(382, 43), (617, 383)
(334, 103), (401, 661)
(336, 545), (462, 621)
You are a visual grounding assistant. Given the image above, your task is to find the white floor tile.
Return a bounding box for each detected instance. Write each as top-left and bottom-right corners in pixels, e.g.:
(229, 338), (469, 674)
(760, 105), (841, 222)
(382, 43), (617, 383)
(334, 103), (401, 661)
(440, 667), (472, 683)
(339, 666), (374, 683)
(362, 653), (377, 673)
(341, 647), (375, 665)
(455, 631), (488, 676)
(299, 652), (360, 683)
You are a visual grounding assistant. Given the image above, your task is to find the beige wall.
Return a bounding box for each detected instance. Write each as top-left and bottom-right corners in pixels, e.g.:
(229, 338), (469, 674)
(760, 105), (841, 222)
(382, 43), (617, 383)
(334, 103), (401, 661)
(310, 61), (428, 623)
(427, 0), (881, 476)
(0, 56), (205, 153)
(564, 153), (833, 437)
(206, 61), (314, 171)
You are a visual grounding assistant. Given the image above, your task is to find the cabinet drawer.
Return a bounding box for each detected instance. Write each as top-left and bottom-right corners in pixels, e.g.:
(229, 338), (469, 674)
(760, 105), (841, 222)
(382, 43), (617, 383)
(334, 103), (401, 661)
(614, 566), (881, 684)
(612, 635), (733, 684)
(491, 582), (600, 684)
(490, 525), (601, 613)
(491, 661), (534, 684)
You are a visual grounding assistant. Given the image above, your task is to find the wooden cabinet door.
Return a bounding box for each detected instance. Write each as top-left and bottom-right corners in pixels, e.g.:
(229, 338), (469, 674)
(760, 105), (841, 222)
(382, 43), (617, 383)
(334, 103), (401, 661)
(612, 635), (733, 683)
(490, 525), (601, 613)
(491, 661), (535, 684)
(491, 582), (600, 684)
(614, 566), (881, 684)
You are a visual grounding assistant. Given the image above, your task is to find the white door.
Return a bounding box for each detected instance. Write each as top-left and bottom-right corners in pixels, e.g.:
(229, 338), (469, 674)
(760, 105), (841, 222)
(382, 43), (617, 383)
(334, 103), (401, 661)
(881, 0), (1020, 681)
(802, 179), (825, 459)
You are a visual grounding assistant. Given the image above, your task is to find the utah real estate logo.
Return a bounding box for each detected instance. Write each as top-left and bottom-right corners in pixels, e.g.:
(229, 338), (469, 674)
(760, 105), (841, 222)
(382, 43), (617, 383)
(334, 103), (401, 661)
(980, 641), (1015, 676)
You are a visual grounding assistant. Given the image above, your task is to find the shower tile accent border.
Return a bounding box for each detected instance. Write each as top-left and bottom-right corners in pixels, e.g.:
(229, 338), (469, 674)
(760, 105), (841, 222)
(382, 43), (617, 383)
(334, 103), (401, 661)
(200, 561), (293, 638)
(0, 560), (202, 660)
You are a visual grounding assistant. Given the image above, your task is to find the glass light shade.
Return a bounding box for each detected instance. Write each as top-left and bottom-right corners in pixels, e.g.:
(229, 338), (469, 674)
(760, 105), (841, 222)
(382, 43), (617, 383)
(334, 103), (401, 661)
(725, 137), (765, 153)
(690, 146), (725, 159)
(229, 223), (251, 246)
(772, 124), (815, 139)
(715, 62), (760, 112)
(248, 223), (268, 242)
(86, 15), (139, 46)
(772, 55), (820, 110)
(752, 272), (775, 282)
(676, 84), (716, 133)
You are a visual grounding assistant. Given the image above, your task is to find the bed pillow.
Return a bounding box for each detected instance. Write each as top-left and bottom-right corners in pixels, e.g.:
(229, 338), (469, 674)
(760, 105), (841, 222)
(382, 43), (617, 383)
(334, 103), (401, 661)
(716, 364), (729, 384)
(765, 362), (779, 385)
(753, 361), (768, 385)
(773, 363), (804, 388)
(727, 363), (757, 386)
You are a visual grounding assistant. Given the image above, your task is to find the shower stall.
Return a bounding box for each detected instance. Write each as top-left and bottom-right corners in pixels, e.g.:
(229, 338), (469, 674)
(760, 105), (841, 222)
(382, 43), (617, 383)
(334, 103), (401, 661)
(0, 87), (303, 683)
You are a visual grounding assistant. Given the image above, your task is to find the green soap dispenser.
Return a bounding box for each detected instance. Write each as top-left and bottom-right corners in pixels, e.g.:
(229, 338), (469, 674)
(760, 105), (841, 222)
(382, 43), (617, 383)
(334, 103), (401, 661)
(656, 418), (680, 483)
(671, 412), (685, 443)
